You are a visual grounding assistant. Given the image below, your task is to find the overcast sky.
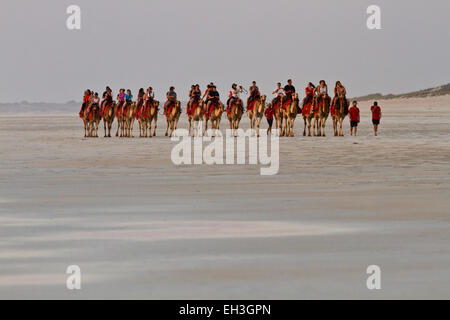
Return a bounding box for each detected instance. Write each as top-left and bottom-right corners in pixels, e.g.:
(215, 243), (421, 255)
(1, 0), (449, 102)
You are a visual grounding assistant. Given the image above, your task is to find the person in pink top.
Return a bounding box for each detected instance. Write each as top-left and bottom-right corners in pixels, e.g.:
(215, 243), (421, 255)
(348, 100), (360, 136)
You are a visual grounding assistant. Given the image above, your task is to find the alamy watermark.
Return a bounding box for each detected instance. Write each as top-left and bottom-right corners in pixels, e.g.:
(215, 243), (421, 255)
(366, 265), (382, 290)
(66, 5), (81, 30)
(170, 128), (279, 176)
(66, 265), (82, 290)
(367, 5), (382, 30)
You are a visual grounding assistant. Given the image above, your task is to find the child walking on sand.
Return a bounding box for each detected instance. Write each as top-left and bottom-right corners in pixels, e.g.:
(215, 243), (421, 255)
(371, 101), (382, 136)
(349, 101), (360, 136)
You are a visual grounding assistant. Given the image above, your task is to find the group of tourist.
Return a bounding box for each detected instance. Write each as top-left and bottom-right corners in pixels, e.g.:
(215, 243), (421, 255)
(79, 80), (382, 136)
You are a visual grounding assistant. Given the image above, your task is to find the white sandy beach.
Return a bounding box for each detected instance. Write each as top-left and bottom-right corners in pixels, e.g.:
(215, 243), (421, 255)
(0, 97), (450, 299)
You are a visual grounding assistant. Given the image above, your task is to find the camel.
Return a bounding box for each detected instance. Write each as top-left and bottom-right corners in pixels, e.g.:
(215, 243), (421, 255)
(135, 99), (147, 137)
(147, 100), (160, 137)
(318, 95), (330, 137)
(205, 101), (224, 137)
(281, 93), (299, 137)
(247, 97), (258, 132)
(189, 100), (204, 137)
(115, 102), (126, 137)
(80, 104), (89, 138)
(251, 95), (266, 137)
(165, 101), (181, 137)
(272, 98), (283, 135)
(302, 97), (314, 136)
(101, 101), (115, 137)
(123, 102), (136, 138)
(81, 103), (100, 138)
(187, 99), (204, 136)
(227, 98), (244, 136)
(331, 96), (349, 136)
(311, 94), (331, 136)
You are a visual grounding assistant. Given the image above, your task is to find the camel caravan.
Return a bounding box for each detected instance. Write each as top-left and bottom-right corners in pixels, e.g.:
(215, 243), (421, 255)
(79, 80), (353, 139)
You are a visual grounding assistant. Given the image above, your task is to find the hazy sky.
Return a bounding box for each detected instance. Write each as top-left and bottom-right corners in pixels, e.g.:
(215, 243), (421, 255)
(1, 0), (449, 102)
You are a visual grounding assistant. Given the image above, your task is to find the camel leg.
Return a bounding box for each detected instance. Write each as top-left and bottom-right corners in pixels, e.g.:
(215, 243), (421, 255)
(303, 118), (307, 136)
(204, 119), (209, 137)
(165, 120), (169, 136)
(322, 118), (326, 137)
(256, 118), (260, 137)
(291, 118), (295, 137)
(153, 118), (157, 136)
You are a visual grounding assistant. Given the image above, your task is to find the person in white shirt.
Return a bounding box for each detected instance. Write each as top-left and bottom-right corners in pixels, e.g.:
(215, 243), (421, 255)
(271, 82), (285, 106)
(227, 83), (244, 113)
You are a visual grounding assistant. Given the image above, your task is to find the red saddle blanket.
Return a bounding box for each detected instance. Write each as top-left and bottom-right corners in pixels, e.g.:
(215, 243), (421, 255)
(302, 101), (312, 116)
(282, 98), (292, 111)
(207, 102), (217, 118)
(166, 102), (175, 119)
(273, 100), (281, 114)
(100, 103), (112, 118)
(115, 102), (124, 118)
(87, 109), (94, 121)
(187, 101), (200, 117)
(135, 103), (144, 120)
(330, 104), (338, 117)
(247, 99), (257, 112)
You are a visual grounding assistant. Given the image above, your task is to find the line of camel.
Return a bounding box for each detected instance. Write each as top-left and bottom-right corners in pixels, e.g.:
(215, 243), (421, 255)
(80, 92), (350, 139)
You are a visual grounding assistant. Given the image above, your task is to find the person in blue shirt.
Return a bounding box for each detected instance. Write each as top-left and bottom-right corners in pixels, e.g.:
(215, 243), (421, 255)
(125, 89), (133, 103)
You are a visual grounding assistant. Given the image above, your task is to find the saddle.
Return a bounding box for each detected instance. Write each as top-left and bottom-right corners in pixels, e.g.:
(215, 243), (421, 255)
(207, 101), (218, 118)
(88, 104), (98, 121)
(282, 97), (292, 111)
(187, 100), (199, 116)
(123, 103), (131, 117)
(166, 101), (176, 118)
(247, 99), (257, 112)
(302, 100), (312, 116)
(116, 101), (124, 118)
(272, 99), (281, 114)
(100, 103), (112, 117)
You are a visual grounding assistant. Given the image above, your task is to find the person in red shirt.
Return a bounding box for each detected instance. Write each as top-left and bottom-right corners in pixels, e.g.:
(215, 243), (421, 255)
(348, 100), (360, 136)
(264, 104), (274, 135)
(371, 101), (382, 136)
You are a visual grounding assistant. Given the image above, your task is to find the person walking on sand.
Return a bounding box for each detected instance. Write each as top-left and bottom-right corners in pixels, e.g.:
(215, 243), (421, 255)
(371, 101), (382, 136)
(349, 101), (360, 136)
(264, 102), (274, 135)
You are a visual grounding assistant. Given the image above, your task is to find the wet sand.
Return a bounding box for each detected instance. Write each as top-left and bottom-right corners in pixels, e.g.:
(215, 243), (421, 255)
(1, 100), (450, 299)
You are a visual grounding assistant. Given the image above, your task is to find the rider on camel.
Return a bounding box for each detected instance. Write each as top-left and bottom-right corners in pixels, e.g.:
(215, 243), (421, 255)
(331, 81), (347, 112)
(144, 87), (155, 106)
(187, 84), (201, 114)
(247, 81), (260, 111)
(202, 82), (214, 114)
(117, 89), (126, 108)
(282, 79), (296, 107)
(164, 87), (177, 116)
(206, 85), (220, 117)
(88, 92), (100, 113)
(271, 82), (285, 106)
(227, 83), (243, 114)
(124, 89), (133, 107)
(314, 80), (328, 105)
(303, 82), (315, 108)
(80, 89), (91, 115)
